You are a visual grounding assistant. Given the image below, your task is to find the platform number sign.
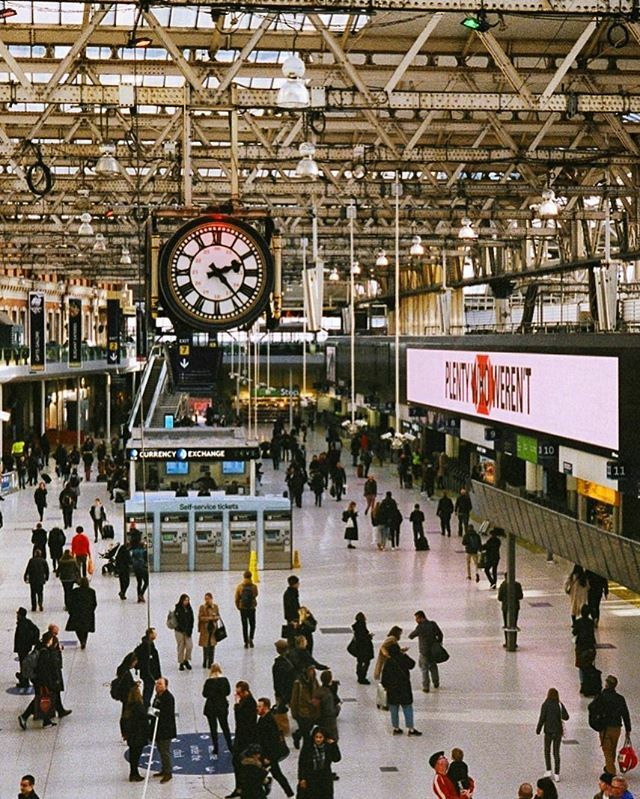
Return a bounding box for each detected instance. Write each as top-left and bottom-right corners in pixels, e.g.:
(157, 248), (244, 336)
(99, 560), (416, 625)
(607, 461), (626, 481)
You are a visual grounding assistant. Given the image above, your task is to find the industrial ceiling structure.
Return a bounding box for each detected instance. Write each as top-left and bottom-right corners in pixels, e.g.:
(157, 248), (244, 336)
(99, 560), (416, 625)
(0, 0), (639, 307)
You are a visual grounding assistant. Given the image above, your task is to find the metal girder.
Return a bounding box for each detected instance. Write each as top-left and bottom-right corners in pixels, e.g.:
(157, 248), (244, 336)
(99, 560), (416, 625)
(539, 19), (598, 103)
(476, 30), (536, 106)
(160, 0), (635, 12)
(384, 12), (443, 95)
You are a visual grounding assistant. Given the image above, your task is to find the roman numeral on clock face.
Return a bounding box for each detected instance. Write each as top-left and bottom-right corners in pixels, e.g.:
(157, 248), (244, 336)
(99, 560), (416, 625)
(237, 284), (255, 300)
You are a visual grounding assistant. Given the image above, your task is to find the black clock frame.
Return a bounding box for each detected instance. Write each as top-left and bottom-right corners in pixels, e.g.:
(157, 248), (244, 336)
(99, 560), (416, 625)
(158, 214), (274, 332)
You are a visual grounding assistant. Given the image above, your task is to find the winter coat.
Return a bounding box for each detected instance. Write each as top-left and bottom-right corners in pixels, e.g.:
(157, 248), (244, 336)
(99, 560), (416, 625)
(57, 556), (81, 584)
(272, 653), (296, 705)
(198, 602), (220, 647)
(233, 694), (258, 754)
(152, 689), (177, 741)
(122, 700), (151, 748)
(565, 573), (590, 617)
(34, 487), (47, 509)
(314, 685), (339, 741)
(283, 585), (300, 622)
(298, 739), (341, 799)
(351, 618), (374, 661)
(239, 757), (269, 799)
(65, 584), (97, 633)
(14, 616), (40, 657)
(174, 602), (195, 636)
(380, 651), (415, 706)
(536, 698), (569, 738)
(481, 535), (501, 566)
(256, 709), (286, 762)
(48, 527), (66, 558)
(24, 555), (49, 586)
(235, 578), (258, 610)
(342, 509), (358, 541)
(134, 636), (161, 682)
(373, 634), (399, 681)
(290, 675), (320, 722)
(202, 675), (231, 717)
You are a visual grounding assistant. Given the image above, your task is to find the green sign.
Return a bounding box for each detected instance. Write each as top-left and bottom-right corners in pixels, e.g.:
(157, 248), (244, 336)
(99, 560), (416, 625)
(253, 387), (299, 398)
(516, 434), (538, 464)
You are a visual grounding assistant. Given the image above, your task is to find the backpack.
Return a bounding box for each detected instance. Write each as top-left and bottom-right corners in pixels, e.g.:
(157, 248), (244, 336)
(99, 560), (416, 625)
(21, 648), (40, 682)
(239, 584), (254, 610)
(588, 694), (607, 731)
(166, 609), (178, 630)
(110, 675), (126, 701)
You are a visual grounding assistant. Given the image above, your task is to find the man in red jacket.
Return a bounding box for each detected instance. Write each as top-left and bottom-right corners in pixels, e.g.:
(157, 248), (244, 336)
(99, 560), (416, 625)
(431, 751), (474, 799)
(70, 526), (91, 578)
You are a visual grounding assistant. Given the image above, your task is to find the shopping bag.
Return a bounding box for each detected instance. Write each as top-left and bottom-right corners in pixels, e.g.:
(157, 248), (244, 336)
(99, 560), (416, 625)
(619, 735), (638, 773)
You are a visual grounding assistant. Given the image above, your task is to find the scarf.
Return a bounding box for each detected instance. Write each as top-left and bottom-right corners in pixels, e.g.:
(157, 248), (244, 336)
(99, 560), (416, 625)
(312, 743), (326, 771)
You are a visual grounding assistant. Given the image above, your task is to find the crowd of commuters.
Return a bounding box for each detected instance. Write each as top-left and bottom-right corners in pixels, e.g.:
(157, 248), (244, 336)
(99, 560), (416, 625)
(6, 418), (635, 799)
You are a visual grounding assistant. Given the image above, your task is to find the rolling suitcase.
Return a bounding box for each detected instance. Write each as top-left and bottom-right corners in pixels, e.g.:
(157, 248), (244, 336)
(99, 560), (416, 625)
(357, 464), (364, 478)
(376, 683), (388, 711)
(40, 473), (52, 484)
(102, 523), (115, 540)
(415, 535), (429, 551)
(581, 665), (602, 697)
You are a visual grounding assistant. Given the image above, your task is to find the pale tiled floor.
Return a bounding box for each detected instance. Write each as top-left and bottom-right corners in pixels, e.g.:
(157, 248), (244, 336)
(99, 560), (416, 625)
(0, 427), (638, 799)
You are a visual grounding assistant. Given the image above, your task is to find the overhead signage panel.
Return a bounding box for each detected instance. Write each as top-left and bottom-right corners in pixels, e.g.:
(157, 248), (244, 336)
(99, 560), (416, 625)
(407, 348), (619, 451)
(127, 446), (261, 462)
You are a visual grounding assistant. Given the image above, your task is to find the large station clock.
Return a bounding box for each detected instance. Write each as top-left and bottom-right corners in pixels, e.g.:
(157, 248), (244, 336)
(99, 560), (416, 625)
(158, 215), (274, 331)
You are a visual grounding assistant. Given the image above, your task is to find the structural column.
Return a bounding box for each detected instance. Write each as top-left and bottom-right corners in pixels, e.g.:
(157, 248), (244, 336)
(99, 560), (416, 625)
(105, 372), (112, 448)
(504, 532), (519, 652)
(40, 381), (46, 435)
(76, 377), (81, 448)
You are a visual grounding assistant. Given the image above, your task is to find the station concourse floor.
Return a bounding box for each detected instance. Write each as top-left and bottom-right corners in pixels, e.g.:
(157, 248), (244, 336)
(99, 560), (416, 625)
(0, 428), (638, 799)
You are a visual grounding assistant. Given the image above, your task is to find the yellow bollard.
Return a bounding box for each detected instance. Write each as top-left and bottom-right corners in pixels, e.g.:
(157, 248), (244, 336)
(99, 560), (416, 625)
(292, 549), (301, 569)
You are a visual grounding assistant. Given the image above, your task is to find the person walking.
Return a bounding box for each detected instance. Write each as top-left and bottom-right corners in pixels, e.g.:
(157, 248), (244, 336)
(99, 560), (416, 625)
(23, 549), (49, 613)
(31, 523), (48, 560)
(536, 687), (569, 783)
(173, 594), (195, 670)
(350, 612), (374, 685)
(227, 681), (258, 799)
(272, 639), (296, 712)
(342, 501), (358, 549)
(408, 610), (444, 692)
(57, 550), (80, 610)
(310, 471), (325, 507)
(59, 484), (75, 529)
(297, 727), (341, 799)
(65, 576), (97, 649)
(115, 541), (132, 600)
(589, 674), (632, 776)
(330, 462), (347, 502)
(497, 573), (524, 629)
(565, 564), (590, 625)
(131, 540), (149, 602)
(70, 525), (91, 578)
(380, 642), (422, 736)
(481, 527), (502, 589)
(283, 575), (301, 627)
(256, 696), (294, 797)
(202, 663), (234, 755)
(454, 488), (472, 536)
(586, 570), (609, 627)
(134, 628), (162, 707)
(47, 526), (65, 572)
(436, 492), (454, 537)
(315, 670), (340, 742)
(89, 498), (107, 542)
(363, 475), (377, 516)
(115, 651), (138, 737)
(235, 570), (258, 648)
(409, 504), (428, 549)
(573, 604), (597, 693)
(14, 607), (40, 689)
(18, 631), (60, 729)
(462, 524), (481, 582)
(34, 481), (47, 522)
(122, 683), (150, 782)
(151, 677), (177, 783)
(198, 592), (220, 669)
(378, 491), (399, 550)
(290, 666), (321, 748)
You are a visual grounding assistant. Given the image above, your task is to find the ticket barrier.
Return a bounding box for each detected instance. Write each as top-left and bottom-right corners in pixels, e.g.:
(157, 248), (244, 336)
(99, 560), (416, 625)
(159, 513), (189, 571)
(263, 510), (292, 568)
(229, 512), (256, 570)
(194, 512), (223, 571)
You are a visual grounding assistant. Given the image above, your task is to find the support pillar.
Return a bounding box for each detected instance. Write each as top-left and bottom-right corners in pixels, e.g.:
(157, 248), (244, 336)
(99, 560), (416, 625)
(106, 373), (112, 449)
(0, 383), (4, 462)
(76, 377), (81, 448)
(504, 532), (519, 651)
(525, 461), (543, 496)
(445, 433), (458, 459)
(40, 381), (46, 436)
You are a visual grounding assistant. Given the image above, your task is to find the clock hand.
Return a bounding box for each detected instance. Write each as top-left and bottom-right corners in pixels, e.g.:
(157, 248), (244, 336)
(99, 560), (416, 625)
(207, 260), (242, 279)
(211, 269), (234, 293)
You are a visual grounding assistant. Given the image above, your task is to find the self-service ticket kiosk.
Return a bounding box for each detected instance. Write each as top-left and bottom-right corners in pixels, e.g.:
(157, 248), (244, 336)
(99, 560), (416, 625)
(194, 511), (223, 571)
(229, 511), (256, 570)
(159, 512), (189, 571)
(124, 511), (154, 557)
(263, 509), (292, 568)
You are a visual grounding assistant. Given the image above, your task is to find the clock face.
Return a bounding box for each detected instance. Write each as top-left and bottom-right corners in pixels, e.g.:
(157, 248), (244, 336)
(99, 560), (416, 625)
(158, 215), (273, 331)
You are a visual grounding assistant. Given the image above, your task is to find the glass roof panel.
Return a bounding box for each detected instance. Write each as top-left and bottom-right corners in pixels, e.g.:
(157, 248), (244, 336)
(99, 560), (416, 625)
(60, 3), (84, 25)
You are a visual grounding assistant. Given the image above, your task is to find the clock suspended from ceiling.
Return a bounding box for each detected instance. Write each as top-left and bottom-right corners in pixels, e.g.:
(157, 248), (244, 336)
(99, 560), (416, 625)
(157, 214), (275, 332)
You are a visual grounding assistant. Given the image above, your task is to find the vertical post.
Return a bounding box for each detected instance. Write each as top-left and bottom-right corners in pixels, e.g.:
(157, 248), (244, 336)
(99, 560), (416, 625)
(266, 337), (271, 390)
(229, 86), (240, 202)
(289, 369), (293, 429)
(347, 201), (356, 424)
(254, 332), (259, 436)
(76, 376), (81, 448)
(249, 459), (256, 497)
(106, 372), (112, 447)
(40, 381), (46, 436)
(504, 532), (518, 651)
(393, 173), (401, 425)
(0, 382), (4, 465)
(301, 237), (307, 397)
(183, 88), (192, 206)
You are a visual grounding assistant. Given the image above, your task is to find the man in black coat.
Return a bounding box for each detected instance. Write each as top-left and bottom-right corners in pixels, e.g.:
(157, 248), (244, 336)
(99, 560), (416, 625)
(256, 697), (294, 797)
(18, 774), (40, 799)
(436, 492), (454, 537)
(272, 640), (296, 711)
(592, 674), (632, 776)
(31, 524), (48, 560)
(408, 610), (444, 693)
(114, 542), (132, 600)
(283, 576), (300, 624)
(14, 608), (39, 688)
(135, 628), (162, 706)
(152, 677), (177, 783)
(226, 681), (258, 799)
(23, 550), (49, 612)
(454, 488), (473, 536)
(47, 527), (66, 572)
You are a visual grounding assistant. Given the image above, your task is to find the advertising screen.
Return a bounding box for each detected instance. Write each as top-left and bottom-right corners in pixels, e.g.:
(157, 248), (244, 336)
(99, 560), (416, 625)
(222, 461), (245, 475)
(166, 461), (189, 475)
(407, 348), (619, 450)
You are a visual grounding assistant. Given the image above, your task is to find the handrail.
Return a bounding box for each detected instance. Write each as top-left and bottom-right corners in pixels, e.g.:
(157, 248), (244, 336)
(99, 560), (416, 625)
(471, 480), (640, 593)
(127, 345), (162, 433)
(144, 359), (167, 429)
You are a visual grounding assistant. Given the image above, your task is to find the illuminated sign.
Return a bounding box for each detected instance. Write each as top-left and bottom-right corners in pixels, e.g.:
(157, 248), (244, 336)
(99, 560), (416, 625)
(407, 348), (619, 450)
(127, 446), (261, 462)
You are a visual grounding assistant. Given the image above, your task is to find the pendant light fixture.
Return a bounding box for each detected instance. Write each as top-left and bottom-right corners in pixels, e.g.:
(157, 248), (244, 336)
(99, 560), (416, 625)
(458, 217), (478, 240)
(78, 213), (93, 237)
(276, 54), (310, 110)
(375, 249), (389, 267)
(295, 142), (319, 179)
(95, 143), (121, 176)
(538, 188), (559, 218)
(409, 235), (424, 256)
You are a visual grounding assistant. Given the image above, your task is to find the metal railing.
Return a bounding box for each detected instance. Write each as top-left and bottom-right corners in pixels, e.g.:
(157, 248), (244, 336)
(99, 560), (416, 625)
(471, 480), (640, 593)
(0, 342), (136, 367)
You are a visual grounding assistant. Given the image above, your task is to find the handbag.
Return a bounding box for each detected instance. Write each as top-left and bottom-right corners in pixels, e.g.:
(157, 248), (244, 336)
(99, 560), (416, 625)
(346, 638), (358, 658)
(214, 620), (228, 643)
(36, 687), (54, 720)
(273, 709), (291, 737)
(618, 734), (639, 773)
(87, 555), (94, 576)
(329, 484), (336, 497)
(430, 640), (450, 664)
